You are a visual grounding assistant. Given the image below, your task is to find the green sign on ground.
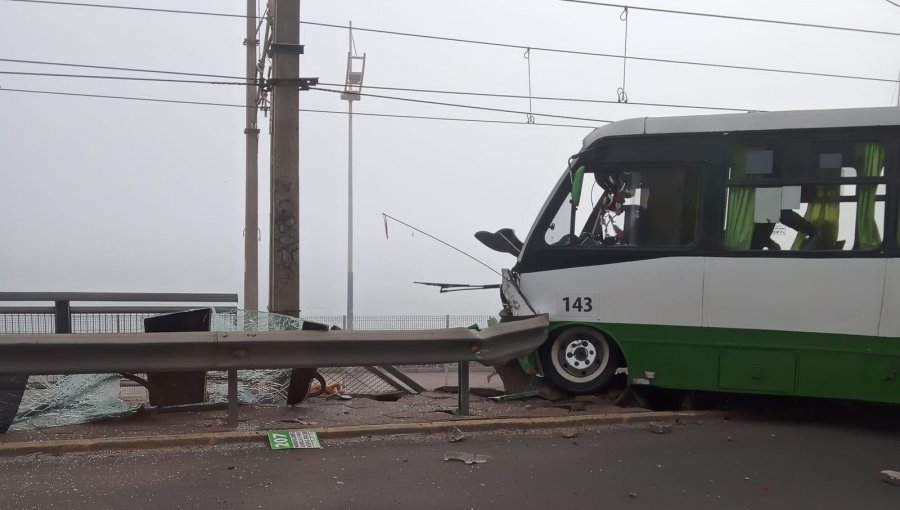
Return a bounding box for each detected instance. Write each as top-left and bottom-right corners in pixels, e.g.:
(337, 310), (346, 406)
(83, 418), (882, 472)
(267, 430), (321, 450)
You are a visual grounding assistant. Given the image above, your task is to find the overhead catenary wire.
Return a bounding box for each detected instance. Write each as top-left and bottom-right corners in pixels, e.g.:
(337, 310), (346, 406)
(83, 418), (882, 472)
(0, 69), (614, 121)
(316, 82), (759, 112)
(0, 70), (252, 86)
(311, 87), (613, 123)
(7, 0), (899, 38)
(300, 21), (899, 85)
(5, 1), (898, 85)
(0, 58), (761, 111)
(0, 58), (249, 81)
(0, 87), (600, 128)
(558, 0), (900, 38)
(2, 0), (258, 18)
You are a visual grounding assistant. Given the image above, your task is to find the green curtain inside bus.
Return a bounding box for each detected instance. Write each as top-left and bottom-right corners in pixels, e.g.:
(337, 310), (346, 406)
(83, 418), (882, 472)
(854, 143), (884, 250)
(791, 185), (840, 250)
(724, 149), (754, 250)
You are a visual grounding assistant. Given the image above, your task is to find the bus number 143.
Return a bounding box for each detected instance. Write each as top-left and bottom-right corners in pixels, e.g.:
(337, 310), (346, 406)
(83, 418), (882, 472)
(561, 296), (595, 314)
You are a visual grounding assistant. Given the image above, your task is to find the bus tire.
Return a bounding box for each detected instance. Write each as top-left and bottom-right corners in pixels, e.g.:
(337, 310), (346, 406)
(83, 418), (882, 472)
(538, 327), (621, 395)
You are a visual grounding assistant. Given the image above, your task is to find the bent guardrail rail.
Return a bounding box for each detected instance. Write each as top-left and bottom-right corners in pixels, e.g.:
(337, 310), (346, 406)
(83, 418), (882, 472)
(0, 314), (549, 376)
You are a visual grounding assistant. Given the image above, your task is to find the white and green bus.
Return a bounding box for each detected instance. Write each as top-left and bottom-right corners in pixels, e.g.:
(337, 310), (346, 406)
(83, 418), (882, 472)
(480, 107), (899, 404)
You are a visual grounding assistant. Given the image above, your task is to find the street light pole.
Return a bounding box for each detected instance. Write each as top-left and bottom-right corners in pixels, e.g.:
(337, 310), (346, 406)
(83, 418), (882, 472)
(347, 94), (354, 330)
(341, 21), (365, 331)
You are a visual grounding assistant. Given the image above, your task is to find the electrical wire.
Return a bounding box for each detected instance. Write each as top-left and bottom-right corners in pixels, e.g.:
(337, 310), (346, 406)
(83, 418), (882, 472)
(0, 69), (614, 121)
(0, 87), (600, 128)
(558, 0), (900, 37)
(316, 82), (760, 112)
(310, 86), (613, 123)
(885, 0), (900, 8)
(0, 65), (617, 121)
(7, 0), (897, 38)
(2, 0), (257, 18)
(0, 59), (247, 80)
(0, 59), (760, 111)
(0, 87), (251, 108)
(5, 0), (896, 84)
(300, 21), (898, 85)
(0, 70), (251, 85)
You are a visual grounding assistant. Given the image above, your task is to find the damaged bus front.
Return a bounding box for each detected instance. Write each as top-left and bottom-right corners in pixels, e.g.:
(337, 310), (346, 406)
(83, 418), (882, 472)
(478, 107), (900, 404)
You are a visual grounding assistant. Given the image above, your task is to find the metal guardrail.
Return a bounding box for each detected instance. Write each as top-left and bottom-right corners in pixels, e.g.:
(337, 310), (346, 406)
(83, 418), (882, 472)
(0, 293), (538, 427)
(0, 315), (549, 375)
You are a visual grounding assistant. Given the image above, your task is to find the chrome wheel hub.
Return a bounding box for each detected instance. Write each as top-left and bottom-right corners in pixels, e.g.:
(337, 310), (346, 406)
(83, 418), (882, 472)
(563, 338), (598, 374)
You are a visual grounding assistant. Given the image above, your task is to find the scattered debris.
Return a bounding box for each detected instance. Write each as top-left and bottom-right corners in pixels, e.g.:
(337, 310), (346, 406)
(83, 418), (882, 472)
(434, 386), (504, 398)
(280, 418), (316, 426)
(549, 402), (587, 412)
(267, 430), (321, 450)
(11, 374), (138, 431)
(562, 431), (580, 439)
(448, 427), (466, 443)
(321, 382), (344, 396)
(444, 451), (490, 465)
(882, 470), (900, 486)
(727, 436), (733, 442)
(489, 390), (541, 401)
(227, 466), (235, 470)
(647, 422), (673, 434)
(628, 492), (637, 499)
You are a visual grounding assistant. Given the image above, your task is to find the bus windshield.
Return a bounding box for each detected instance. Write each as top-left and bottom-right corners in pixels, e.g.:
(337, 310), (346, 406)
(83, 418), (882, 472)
(543, 166), (700, 248)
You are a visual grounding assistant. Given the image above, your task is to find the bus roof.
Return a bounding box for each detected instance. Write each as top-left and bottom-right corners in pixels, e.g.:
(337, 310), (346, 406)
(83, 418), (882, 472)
(582, 106), (900, 148)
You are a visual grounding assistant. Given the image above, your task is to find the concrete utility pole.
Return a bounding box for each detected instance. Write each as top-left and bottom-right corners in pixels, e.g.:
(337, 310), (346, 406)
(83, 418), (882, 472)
(268, 0), (301, 316)
(231, 0), (260, 427)
(244, 0), (259, 313)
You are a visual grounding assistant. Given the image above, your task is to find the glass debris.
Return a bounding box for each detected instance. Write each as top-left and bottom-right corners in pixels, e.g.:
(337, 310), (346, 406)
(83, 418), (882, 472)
(11, 374), (137, 431)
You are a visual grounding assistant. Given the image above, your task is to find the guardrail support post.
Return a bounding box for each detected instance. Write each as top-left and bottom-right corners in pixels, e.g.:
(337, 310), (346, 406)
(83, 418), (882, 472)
(54, 300), (71, 334)
(457, 361), (469, 415)
(227, 369), (239, 425)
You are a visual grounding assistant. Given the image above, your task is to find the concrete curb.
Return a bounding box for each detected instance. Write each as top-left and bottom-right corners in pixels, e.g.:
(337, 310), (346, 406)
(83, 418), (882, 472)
(0, 410), (722, 457)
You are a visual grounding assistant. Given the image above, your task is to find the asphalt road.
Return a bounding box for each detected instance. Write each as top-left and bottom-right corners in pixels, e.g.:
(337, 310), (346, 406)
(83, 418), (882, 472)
(0, 416), (897, 510)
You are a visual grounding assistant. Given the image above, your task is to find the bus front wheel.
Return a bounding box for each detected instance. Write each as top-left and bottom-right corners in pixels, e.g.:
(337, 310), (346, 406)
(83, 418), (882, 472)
(538, 327), (622, 394)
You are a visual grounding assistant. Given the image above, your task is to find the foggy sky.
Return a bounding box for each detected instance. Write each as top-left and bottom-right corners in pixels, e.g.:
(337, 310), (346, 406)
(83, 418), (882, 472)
(1, 0), (899, 314)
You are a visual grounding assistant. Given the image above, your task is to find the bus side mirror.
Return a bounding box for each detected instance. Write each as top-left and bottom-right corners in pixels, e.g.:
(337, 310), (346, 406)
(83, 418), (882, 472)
(570, 166), (586, 207)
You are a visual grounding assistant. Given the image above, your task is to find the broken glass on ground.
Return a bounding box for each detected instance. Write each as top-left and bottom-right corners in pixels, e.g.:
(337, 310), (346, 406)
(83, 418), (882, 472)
(10, 310), (308, 431)
(11, 374), (138, 431)
(444, 451), (490, 464)
(448, 427), (466, 442)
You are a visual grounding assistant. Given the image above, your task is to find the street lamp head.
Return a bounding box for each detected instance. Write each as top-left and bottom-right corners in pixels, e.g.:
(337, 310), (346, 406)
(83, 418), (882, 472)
(341, 52), (366, 102)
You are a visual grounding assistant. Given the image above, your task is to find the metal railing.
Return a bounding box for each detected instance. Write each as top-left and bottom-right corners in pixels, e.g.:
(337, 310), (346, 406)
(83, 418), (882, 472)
(1, 315), (548, 426)
(0, 294), (535, 428)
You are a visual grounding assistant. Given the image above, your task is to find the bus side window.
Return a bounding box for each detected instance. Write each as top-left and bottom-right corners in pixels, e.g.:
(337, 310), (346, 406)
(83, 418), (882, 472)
(724, 143), (886, 251)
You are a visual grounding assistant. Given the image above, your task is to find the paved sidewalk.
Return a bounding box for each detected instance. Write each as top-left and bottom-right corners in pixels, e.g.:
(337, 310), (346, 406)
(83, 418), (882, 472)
(1, 388), (643, 444)
(0, 367), (696, 458)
